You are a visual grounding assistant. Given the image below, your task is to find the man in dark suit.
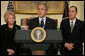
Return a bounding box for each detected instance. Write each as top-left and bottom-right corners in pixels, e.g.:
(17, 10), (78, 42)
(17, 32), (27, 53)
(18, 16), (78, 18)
(60, 6), (84, 55)
(29, 3), (57, 55)
(29, 17), (57, 30)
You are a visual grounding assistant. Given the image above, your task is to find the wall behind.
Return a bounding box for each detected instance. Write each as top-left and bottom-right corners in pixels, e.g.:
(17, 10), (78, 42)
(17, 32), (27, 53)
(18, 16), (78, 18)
(1, 1), (84, 28)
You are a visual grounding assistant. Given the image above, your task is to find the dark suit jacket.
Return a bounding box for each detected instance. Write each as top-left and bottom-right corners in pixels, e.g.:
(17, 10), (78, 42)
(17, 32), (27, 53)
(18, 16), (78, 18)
(60, 18), (84, 48)
(0, 24), (21, 55)
(29, 17), (57, 55)
(29, 17), (57, 30)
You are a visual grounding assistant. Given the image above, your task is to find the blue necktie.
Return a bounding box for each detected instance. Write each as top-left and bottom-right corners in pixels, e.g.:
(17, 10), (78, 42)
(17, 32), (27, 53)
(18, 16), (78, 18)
(40, 19), (44, 28)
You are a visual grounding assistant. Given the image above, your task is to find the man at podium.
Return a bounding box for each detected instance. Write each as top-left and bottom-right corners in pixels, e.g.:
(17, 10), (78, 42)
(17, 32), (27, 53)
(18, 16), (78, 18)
(29, 3), (58, 55)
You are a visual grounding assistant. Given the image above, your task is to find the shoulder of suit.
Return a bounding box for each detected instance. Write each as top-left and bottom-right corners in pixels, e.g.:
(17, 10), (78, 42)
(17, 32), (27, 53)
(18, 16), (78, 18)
(46, 17), (55, 22)
(30, 17), (38, 22)
(76, 19), (84, 26)
(15, 24), (21, 27)
(46, 17), (52, 20)
(76, 19), (84, 24)
(15, 24), (21, 29)
(1, 24), (7, 28)
(76, 19), (84, 29)
(1, 24), (8, 31)
(62, 18), (69, 23)
(32, 17), (38, 20)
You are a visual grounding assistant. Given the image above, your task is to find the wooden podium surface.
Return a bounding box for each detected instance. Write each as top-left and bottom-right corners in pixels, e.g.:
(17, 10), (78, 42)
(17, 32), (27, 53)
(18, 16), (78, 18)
(33, 51), (45, 55)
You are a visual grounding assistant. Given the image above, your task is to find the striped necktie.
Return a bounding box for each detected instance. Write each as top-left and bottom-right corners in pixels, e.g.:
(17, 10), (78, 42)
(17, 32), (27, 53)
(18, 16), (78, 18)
(70, 21), (73, 32)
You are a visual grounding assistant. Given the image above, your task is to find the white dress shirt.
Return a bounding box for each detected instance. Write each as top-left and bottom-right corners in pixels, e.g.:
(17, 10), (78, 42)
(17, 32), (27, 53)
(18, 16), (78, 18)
(39, 17), (46, 26)
(69, 18), (76, 27)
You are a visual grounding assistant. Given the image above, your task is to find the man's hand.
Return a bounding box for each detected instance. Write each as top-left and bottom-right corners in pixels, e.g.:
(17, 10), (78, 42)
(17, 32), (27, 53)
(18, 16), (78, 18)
(65, 43), (74, 51)
(7, 49), (15, 55)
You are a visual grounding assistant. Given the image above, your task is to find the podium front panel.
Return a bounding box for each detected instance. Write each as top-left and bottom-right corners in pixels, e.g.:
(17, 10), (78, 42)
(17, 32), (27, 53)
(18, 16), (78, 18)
(14, 30), (63, 44)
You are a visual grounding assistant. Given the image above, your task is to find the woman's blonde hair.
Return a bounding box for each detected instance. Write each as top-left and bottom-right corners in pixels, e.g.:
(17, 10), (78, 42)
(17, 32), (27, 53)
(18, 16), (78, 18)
(4, 10), (16, 23)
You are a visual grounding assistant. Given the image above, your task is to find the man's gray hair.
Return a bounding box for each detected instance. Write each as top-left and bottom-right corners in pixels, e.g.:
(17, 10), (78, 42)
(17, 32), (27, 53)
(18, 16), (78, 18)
(37, 3), (48, 10)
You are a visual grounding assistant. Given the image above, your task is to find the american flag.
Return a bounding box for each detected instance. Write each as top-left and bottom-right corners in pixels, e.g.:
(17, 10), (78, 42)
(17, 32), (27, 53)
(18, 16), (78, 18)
(62, 1), (69, 20)
(7, 1), (14, 12)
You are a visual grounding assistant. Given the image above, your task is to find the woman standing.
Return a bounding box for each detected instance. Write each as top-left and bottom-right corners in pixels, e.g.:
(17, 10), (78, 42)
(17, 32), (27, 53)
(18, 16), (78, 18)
(1, 11), (21, 55)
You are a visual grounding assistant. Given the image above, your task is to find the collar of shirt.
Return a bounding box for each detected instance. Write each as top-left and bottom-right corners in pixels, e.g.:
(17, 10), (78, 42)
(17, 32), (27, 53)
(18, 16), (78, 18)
(39, 17), (46, 25)
(69, 18), (76, 27)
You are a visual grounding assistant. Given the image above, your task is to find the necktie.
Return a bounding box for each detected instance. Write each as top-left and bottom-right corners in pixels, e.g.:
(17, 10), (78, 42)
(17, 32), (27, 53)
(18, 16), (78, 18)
(40, 19), (44, 27)
(71, 21), (73, 32)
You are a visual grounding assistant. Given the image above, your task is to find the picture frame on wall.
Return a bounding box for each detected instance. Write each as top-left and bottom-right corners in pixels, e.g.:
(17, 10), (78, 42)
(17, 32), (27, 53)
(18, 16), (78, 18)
(13, 1), (65, 14)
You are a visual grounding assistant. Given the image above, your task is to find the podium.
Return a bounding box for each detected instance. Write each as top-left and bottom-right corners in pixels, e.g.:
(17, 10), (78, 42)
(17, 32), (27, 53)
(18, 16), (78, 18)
(14, 30), (63, 55)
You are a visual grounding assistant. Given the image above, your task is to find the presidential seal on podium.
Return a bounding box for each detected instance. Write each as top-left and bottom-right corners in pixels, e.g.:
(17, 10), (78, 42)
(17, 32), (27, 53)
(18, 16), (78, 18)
(31, 27), (46, 42)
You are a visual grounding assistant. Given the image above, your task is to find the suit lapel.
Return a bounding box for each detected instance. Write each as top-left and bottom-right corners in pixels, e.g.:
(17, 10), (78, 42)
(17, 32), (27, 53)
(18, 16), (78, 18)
(44, 17), (50, 29)
(35, 17), (39, 27)
(67, 19), (71, 33)
(72, 19), (78, 33)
